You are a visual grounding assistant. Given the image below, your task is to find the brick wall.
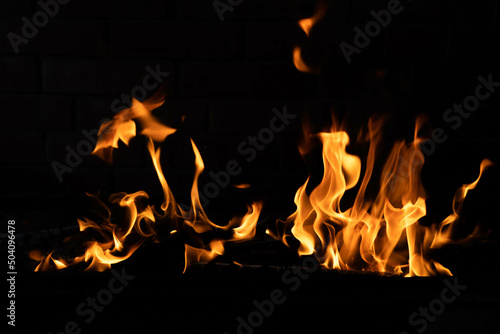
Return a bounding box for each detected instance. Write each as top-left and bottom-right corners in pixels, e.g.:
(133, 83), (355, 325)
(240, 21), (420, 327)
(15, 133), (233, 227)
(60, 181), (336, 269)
(1, 0), (499, 237)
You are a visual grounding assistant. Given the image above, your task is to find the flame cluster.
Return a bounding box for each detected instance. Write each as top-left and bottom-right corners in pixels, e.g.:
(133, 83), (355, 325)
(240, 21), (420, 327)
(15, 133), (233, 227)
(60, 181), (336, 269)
(33, 2), (492, 276)
(274, 117), (491, 276)
(34, 92), (262, 272)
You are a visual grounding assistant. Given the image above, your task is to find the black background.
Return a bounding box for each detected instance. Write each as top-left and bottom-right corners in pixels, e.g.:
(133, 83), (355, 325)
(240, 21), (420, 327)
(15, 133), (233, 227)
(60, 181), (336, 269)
(1, 0), (500, 333)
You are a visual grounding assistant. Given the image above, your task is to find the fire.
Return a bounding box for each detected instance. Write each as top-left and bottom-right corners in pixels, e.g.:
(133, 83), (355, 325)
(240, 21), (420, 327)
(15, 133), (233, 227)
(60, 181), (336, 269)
(33, 90), (491, 276)
(275, 116), (492, 276)
(32, 18), (492, 276)
(34, 92), (262, 272)
(92, 89), (175, 164)
(293, 0), (328, 73)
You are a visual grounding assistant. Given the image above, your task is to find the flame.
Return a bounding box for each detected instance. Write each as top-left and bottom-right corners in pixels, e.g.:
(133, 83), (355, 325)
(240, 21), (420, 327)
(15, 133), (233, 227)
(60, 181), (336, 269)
(293, 47), (316, 73)
(93, 90), (176, 164)
(427, 158), (493, 249)
(33, 85), (491, 277)
(277, 116), (491, 276)
(34, 91), (262, 272)
(181, 139), (262, 272)
(234, 183), (251, 189)
(298, 1), (327, 37)
(293, 0), (328, 73)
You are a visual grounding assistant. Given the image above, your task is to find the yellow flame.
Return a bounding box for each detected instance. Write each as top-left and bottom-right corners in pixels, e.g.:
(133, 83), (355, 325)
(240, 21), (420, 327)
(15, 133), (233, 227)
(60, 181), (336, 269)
(277, 116), (491, 276)
(293, 1), (328, 73)
(35, 90), (263, 273)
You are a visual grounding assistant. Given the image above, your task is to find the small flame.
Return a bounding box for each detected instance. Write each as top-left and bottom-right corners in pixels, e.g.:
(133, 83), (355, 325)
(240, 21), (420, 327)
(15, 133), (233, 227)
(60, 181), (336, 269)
(234, 184), (251, 189)
(293, 0), (328, 73)
(428, 158), (493, 249)
(298, 1), (328, 37)
(93, 91), (176, 163)
(293, 47), (316, 73)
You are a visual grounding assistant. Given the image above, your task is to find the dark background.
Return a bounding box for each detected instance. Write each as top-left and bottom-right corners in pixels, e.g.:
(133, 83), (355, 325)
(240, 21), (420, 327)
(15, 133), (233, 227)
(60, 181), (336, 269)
(1, 0), (500, 333)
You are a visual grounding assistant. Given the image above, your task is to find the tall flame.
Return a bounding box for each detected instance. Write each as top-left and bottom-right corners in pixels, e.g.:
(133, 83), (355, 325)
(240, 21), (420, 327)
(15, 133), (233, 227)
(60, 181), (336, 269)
(277, 116), (491, 276)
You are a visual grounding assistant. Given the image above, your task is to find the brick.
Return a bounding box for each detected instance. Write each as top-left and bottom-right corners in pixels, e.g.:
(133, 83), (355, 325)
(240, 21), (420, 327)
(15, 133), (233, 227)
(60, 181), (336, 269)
(111, 135), (147, 167)
(0, 94), (72, 131)
(114, 167), (170, 199)
(386, 26), (448, 63)
(242, 0), (302, 21)
(180, 61), (315, 98)
(110, 20), (188, 58)
(0, 18), (36, 54)
(46, 131), (103, 168)
(349, 0), (394, 24)
(188, 22), (244, 59)
(449, 27), (500, 63)
(179, 0), (300, 21)
(209, 133), (283, 173)
(455, 0), (499, 25)
(392, 0), (459, 25)
(0, 166), (64, 198)
(61, 167), (116, 195)
(177, 0), (222, 20)
(59, 0), (174, 19)
(156, 130), (204, 171)
(0, 0), (33, 18)
(113, 0), (174, 19)
(181, 0), (301, 22)
(0, 55), (38, 92)
(280, 135), (304, 171)
(303, 0), (351, 24)
(350, 0), (462, 25)
(42, 58), (175, 95)
(153, 98), (208, 135)
(42, 57), (112, 94)
(311, 23), (387, 65)
(179, 61), (251, 97)
(0, 130), (46, 164)
(423, 140), (487, 177)
(246, 22), (302, 59)
(318, 64), (367, 98)
(411, 65), (500, 105)
(208, 98), (301, 135)
(75, 95), (204, 138)
(75, 96), (118, 130)
(477, 105), (500, 140)
(32, 19), (107, 56)
(400, 0), (499, 26)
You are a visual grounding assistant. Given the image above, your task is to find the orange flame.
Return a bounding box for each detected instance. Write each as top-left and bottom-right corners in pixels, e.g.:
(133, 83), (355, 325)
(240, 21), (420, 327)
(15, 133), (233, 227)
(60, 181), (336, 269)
(33, 88), (491, 277)
(93, 91), (176, 164)
(34, 92), (262, 272)
(293, 1), (328, 73)
(277, 116), (491, 276)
